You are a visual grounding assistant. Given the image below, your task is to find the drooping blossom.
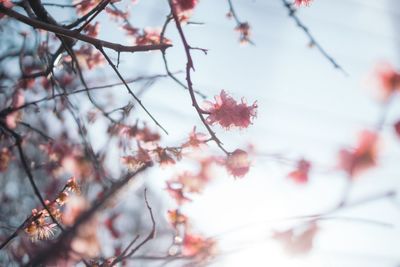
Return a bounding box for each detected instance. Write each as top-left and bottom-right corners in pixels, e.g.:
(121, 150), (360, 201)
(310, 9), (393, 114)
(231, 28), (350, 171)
(273, 222), (318, 255)
(203, 90), (257, 129)
(225, 149), (250, 178)
(373, 63), (400, 100)
(288, 159), (311, 184)
(294, 0), (313, 7)
(235, 22), (251, 44)
(338, 130), (379, 177)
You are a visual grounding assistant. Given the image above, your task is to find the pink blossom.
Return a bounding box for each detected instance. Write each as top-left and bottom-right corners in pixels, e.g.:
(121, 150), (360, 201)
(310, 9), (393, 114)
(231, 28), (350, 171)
(374, 63), (400, 100)
(204, 90), (257, 129)
(225, 149), (250, 178)
(173, 0), (198, 21)
(288, 159), (311, 184)
(338, 130), (378, 177)
(295, 0), (313, 7)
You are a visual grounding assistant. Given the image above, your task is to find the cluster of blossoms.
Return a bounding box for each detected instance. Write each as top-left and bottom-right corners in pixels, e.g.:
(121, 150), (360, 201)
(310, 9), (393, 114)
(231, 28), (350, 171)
(40, 139), (93, 179)
(24, 178), (80, 242)
(167, 209), (217, 263)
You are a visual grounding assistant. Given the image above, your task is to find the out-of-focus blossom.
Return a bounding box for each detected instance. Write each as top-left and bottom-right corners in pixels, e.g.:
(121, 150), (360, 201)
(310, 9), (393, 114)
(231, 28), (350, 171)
(166, 180), (192, 205)
(295, 0), (313, 7)
(136, 28), (171, 46)
(373, 63), (400, 100)
(172, 0), (198, 21)
(338, 130), (379, 177)
(168, 209), (188, 229)
(273, 222), (318, 255)
(0, 147), (11, 172)
(83, 22), (100, 38)
(288, 159), (311, 184)
(235, 22), (251, 44)
(73, 45), (105, 70)
(5, 90), (24, 129)
(225, 149), (250, 178)
(74, 0), (101, 15)
(182, 127), (208, 149)
(182, 233), (216, 262)
(204, 90), (257, 129)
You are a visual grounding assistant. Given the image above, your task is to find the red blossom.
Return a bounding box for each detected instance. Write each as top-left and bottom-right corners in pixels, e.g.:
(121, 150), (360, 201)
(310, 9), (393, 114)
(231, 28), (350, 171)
(172, 0), (198, 21)
(288, 159), (311, 184)
(204, 90), (257, 129)
(339, 130), (379, 177)
(225, 149), (250, 178)
(294, 0), (313, 7)
(374, 63), (400, 100)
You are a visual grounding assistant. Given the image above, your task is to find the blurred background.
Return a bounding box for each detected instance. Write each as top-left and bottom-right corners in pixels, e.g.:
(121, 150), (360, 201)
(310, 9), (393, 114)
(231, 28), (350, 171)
(2, 0), (400, 266)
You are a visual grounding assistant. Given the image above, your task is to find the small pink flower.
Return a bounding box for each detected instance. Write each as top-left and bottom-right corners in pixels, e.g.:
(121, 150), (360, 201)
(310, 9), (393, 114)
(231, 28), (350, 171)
(172, 0), (198, 21)
(182, 127), (208, 149)
(338, 130), (378, 177)
(204, 90), (257, 129)
(295, 0), (313, 7)
(225, 149), (250, 178)
(374, 63), (400, 100)
(288, 159), (311, 184)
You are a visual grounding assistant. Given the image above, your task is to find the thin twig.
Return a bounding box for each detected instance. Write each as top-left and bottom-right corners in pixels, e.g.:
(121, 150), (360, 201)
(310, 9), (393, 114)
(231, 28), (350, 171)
(281, 0), (347, 75)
